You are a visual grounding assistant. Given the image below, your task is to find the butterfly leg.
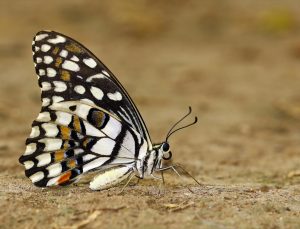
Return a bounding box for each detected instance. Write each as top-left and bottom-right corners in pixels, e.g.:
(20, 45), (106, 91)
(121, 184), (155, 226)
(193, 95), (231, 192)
(117, 173), (136, 194)
(156, 171), (166, 195)
(157, 165), (181, 177)
(89, 166), (133, 191)
(161, 171), (165, 185)
(128, 175), (140, 187)
(156, 164), (201, 193)
(151, 174), (163, 180)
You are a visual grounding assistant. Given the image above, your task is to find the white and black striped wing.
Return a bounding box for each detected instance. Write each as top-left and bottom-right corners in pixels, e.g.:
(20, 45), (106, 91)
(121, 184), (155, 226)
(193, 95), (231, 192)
(19, 101), (148, 187)
(30, 30), (152, 148)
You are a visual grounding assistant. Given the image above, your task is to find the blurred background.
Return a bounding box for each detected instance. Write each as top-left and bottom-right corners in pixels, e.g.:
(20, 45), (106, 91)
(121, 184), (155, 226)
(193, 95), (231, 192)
(1, 0), (300, 228)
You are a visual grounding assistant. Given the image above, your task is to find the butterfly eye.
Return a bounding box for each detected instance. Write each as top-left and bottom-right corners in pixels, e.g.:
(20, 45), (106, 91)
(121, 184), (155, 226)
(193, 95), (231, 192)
(162, 142), (170, 152)
(162, 151), (172, 160)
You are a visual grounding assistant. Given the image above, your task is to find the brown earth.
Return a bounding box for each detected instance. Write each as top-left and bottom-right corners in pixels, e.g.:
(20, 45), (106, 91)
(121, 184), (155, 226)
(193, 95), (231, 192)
(1, 1), (300, 228)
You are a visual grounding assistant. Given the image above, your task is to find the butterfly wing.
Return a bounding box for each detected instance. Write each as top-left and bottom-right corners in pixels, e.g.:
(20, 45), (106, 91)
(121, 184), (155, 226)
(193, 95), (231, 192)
(31, 30), (152, 148)
(19, 31), (150, 187)
(19, 101), (147, 187)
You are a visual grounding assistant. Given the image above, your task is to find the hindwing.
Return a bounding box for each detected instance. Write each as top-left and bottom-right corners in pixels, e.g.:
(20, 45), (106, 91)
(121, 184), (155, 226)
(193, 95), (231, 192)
(19, 101), (147, 187)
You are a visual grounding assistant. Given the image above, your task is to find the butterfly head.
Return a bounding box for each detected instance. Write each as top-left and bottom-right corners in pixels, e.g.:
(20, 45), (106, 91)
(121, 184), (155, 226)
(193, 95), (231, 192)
(160, 142), (172, 160)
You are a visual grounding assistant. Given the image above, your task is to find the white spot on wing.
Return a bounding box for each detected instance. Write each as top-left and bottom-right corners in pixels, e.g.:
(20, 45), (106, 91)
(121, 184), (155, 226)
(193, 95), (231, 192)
(48, 35), (66, 44)
(29, 171), (44, 183)
(102, 70), (110, 77)
(83, 58), (97, 68)
(42, 123), (59, 137)
(53, 81), (67, 92)
(41, 82), (51, 91)
(47, 68), (56, 77)
(42, 98), (51, 107)
(55, 111), (72, 126)
(35, 34), (49, 41)
(107, 91), (122, 101)
(74, 148), (84, 155)
(47, 163), (62, 177)
(38, 138), (62, 151)
(41, 44), (51, 52)
(73, 104), (90, 119)
(24, 143), (36, 155)
(36, 57), (42, 63)
(90, 86), (104, 100)
(62, 60), (80, 72)
(36, 112), (51, 122)
(44, 56), (53, 64)
(29, 126), (40, 138)
(71, 55), (79, 62)
(36, 153), (51, 167)
(74, 85), (86, 94)
(60, 50), (68, 58)
(52, 96), (64, 103)
(39, 69), (45, 76)
(86, 73), (106, 82)
(24, 161), (34, 170)
(47, 176), (59, 186)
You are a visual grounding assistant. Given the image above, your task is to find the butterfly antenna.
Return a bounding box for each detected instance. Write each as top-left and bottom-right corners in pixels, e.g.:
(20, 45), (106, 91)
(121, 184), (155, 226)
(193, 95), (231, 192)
(166, 116), (198, 141)
(166, 107), (193, 140)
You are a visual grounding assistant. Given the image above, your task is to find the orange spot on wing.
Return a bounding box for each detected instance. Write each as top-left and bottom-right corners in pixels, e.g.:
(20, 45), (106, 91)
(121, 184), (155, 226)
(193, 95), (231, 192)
(67, 159), (76, 169)
(73, 116), (81, 132)
(60, 126), (71, 139)
(52, 47), (59, 55)
(55, 57), (63, 67)
(57, 171), (71, 185)
(65, 42), (82, 53)
(54, 150), (65, 161)
(82, 138), (90, 148)
(93, 111), (105, 128)
(63, 141), (70, 150)
(61, 70), (70, 81)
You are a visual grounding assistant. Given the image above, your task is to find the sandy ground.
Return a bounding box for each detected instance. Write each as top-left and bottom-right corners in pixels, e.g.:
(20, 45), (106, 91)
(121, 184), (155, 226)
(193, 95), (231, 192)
(1, 1), (300, 228)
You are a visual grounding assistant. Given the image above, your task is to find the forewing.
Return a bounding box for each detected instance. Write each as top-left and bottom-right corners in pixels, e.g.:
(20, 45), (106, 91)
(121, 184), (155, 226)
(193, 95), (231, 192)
(32, 31), (152, 148)
(19, 101), (147, 187)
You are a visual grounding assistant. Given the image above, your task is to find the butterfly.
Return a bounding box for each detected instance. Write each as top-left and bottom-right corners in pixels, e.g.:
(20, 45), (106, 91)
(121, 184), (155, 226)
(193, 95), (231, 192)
(19, 31), (198, 191)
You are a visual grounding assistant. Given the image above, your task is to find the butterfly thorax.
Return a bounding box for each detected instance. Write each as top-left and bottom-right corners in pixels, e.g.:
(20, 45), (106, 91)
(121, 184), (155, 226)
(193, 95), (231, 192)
(135, 143), (170, 178)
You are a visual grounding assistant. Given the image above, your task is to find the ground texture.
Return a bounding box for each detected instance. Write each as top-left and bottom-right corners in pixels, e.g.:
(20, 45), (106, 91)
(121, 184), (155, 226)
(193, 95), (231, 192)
(1, 1), (300, 228)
